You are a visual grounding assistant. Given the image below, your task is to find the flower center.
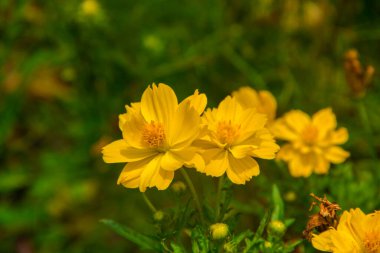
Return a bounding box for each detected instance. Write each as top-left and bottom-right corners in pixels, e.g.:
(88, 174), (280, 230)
(364, 231), (380, 253)
(301, 124), (319, 144)
(142, 121), (166, 148)
(216, 121), (240, 145)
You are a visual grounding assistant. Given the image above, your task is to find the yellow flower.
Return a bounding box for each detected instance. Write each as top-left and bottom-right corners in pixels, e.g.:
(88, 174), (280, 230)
(196, 96), (279, 184)
(81, 0), (100, 16)
(232, 86), (277, 124)
(312, 208), (380, 253)
(102, 83), (207, 192)
(272, 108), (350, 177)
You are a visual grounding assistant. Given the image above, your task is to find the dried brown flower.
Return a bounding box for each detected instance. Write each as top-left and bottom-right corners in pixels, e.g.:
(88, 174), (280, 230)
(303, 193), (341, 241)
(344, 49), (375, 97)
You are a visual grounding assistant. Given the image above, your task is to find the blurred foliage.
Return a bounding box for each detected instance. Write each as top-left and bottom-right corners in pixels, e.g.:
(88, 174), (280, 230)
(0, 0), (380, 252)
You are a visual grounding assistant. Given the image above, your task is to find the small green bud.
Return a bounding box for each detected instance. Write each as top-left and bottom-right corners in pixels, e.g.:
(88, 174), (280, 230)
(268, 220), (286, 237)
(264, 241), (272, 248)
(210, 223), (229, 240)
(284, 191), (297, 202)
(153, 211), (164, 221)
(171, 181), (186, 193)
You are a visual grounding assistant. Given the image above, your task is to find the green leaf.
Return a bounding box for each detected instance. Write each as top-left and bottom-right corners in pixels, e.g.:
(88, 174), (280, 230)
(283, 239), (304, 253)
(271, 185), (284, 221)
(253, 211), (270, 241)
(171, 242), (186, 253)
(100, 219), (162, 252)
(191, 226), (209, 253)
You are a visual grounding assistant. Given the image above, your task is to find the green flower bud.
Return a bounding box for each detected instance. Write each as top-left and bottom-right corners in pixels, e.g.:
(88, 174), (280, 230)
(264, 241), (272, 248)
(210, 223), (229, 240)
(268, 220), (286, 237)
(171, 181), (186, 193)
(153, 211), (164, 221)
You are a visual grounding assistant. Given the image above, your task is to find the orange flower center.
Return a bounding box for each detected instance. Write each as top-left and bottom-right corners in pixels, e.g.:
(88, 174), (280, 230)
(364, 231), (380, 253)
(216, 121), (240, 145)
(301, 124), (319, 144)
(142, 121), (166, 148)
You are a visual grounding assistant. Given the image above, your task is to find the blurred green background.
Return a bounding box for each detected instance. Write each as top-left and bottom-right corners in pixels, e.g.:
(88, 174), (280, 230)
(1, 0), (379, 252)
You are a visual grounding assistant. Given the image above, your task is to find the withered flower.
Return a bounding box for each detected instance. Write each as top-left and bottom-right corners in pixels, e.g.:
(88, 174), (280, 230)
(303, 193), (341, 241)
(344, 49), (375, 97)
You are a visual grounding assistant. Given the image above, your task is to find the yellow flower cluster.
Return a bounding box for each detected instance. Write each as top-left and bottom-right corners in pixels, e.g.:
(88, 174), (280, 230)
(312, 208), (380, 253)
(102, 84), (279, 191)
(102, 84), (350, 191)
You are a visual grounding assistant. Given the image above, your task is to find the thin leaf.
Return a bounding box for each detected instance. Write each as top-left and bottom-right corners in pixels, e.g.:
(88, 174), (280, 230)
(271, 185), (284, 221)
(100, 219), (162, 252)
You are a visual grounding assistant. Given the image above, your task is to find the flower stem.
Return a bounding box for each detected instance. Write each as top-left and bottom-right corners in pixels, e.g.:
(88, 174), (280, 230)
(357, 100), (378, 160)
(215, 175), (225, 221)
(142, 192), (157, 213)
(180, 168), (205, 224)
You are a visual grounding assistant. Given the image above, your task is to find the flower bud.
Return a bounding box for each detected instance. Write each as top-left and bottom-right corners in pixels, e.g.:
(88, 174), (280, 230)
(264, 241), (272, 248)
(223, 242), (236, 252)
(268, 220), (286, 237)
(284, 191), (297, 202)
(153, 211), (164, 221)
(210, 223), (229, 240)
(171, 181), (186, 193)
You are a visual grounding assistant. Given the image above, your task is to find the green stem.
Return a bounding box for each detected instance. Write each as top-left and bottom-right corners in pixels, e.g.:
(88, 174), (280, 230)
(142, 192), (157, 213)
(180, 169), (205, 224)
(357, 100), (378, 160)
(215, 175), (225, 221)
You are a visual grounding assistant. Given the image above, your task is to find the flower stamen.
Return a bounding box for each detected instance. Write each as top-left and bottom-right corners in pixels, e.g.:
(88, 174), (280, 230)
(301, 124), (319, 144)
(216, 121), (240, 145)
(364, 231), (380, 253)
(142, 121), (166, 148)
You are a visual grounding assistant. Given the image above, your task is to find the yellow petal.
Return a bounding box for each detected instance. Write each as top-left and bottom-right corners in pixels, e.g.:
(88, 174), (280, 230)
(149, 167), (174, 190)
(232, 86), (260, 109)
(168, 99), (200, 147)
(181, 89), (207, 115)
(122, 109), (146, 148)
(204, 149), (228, 177)
(139, 155), (163, 192)
(140, 83), (178, 123)
(324, 147), (350, 164)
(284, 110), (311, 133)
(161, 151), (184, 171)
(313, 155), (330, 174)
(117, 158), (150, 188)
(237, 109), (267, 139)
(215, 96), (242, 123)
(257, 90), (277, 122)
(276, 144), (296, 161)
(226, 155), (259, 184)
(271, 119), (299, 141)
(312, 108), (337, 139)
(184, 153), (205, 172)
(229, 145), (254, 159)
(102, 140), (129, 163)
(288, 153), (314, 177)
(311, 230), (334, 252)
(330, 128), (349, 145)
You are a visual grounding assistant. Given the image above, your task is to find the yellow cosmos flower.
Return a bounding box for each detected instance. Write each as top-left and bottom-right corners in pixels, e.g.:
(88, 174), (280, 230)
(232, 86), (277, 124)
(312, 208), (380, 253)
(102, 83), (207, 192)
(196, 96), (279, 184)
(271, 108), (350, 177)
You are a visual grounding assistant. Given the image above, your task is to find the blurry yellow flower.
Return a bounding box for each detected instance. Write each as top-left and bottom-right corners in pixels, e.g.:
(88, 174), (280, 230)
(210, 223), (229, 240)
(102, 83), (207, 192)
(272, 108), (349, 177)
(312, 208), (380, 253)
(81, 0), (100, 16)
(232, 86), (277, 124)
(196, 96), (279, 184)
